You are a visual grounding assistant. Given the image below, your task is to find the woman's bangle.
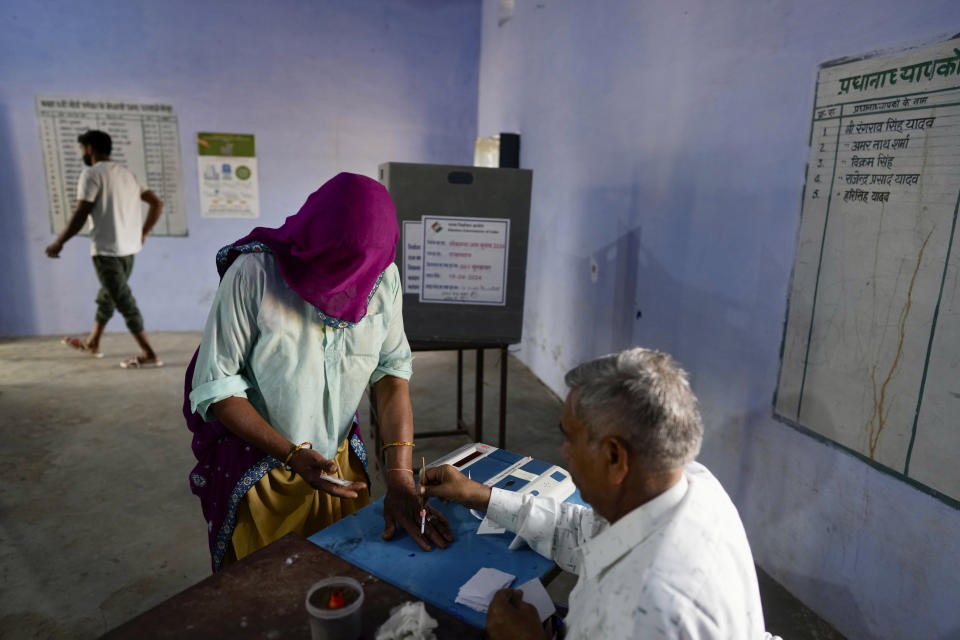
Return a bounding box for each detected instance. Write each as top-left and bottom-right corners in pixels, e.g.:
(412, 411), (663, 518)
(380, 441), (415, 452)
(387, 468), (414, 473)
(283, 441), (313, 470)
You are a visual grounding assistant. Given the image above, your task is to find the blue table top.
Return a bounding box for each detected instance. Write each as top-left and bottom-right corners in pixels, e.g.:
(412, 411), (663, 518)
(308, 448), (585, 628)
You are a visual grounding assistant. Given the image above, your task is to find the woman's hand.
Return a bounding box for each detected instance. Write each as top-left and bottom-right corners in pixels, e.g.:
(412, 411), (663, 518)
(288, 448), (367, 499)
(382, 473), (454, 551)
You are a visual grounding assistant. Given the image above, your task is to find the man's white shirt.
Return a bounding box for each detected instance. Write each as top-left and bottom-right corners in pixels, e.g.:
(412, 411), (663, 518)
(486, 462), (767, 639)
(76, 161), (147, 257)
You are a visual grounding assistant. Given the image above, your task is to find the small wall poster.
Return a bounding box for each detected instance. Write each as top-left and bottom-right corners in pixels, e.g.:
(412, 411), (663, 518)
(197, 132), (259, 218)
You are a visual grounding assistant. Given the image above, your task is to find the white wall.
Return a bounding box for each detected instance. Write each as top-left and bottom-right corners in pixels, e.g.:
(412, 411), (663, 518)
(0, 0), (480, 336)
(477, 1), (960, 638)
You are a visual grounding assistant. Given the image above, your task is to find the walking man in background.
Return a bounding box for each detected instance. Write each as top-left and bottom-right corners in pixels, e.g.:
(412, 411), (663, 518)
(45, 129), (164, 368)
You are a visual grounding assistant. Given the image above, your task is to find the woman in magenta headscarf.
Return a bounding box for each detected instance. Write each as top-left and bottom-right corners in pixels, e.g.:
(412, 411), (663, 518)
(184, 173), (452, 570)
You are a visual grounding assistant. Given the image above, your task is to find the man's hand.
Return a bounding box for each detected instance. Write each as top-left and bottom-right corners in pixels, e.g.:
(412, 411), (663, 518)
(420, 464), (492, 512)
(45, 240), (63, 258)
(288, 448), (367, 499)
(382, 473), (453, 551)
(484, 588), (543, 640)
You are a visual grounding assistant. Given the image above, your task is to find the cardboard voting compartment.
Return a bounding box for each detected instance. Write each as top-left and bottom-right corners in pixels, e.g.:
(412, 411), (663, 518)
(379, 162), (532, 345)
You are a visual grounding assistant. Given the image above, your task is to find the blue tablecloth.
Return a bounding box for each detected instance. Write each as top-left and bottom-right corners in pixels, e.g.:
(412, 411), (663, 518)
(309, 448), (585, 628)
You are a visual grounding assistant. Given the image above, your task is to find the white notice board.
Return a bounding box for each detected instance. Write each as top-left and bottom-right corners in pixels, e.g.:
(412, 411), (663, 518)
(776, 38), (960, 506)
(417, 216), (509, 305)
(36, 95), (187, 236)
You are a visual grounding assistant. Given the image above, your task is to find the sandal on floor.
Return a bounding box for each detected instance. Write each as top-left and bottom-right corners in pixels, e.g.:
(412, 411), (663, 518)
(120, 356), (164, 369)
(62, 337), (104, 358)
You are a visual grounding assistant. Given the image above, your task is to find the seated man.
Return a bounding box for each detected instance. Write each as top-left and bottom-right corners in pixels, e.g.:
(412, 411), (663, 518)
(422, 347), (769, 639)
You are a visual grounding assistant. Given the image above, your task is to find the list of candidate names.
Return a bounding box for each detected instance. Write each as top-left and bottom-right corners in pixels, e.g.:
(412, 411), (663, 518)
(777, 38), (960, 501)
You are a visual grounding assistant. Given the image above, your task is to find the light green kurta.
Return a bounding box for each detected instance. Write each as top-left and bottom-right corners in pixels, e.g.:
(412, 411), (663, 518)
(189, 253), (412, 460)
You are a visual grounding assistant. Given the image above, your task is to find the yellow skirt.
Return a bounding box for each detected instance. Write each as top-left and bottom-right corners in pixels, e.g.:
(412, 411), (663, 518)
(229, 438), (371, 563)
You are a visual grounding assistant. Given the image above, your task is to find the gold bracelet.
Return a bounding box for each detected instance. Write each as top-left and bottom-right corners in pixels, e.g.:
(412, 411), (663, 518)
(283, 441), (313, 469)
(380, 441), (415, 452)
(387, 468), (414, 473)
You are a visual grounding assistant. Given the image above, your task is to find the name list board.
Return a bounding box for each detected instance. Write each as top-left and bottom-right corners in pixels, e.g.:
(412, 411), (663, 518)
(776, 39), (960, 505)
(36, 95), (187, 236)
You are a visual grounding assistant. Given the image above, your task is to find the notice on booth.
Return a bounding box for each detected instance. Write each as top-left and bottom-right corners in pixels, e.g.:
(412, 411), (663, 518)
(419, 216), (509, 305)
(402, 220), (423, 293)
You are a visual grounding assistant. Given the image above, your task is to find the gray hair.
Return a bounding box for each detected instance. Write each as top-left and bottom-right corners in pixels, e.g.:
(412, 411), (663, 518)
(564, 347), (703, 472)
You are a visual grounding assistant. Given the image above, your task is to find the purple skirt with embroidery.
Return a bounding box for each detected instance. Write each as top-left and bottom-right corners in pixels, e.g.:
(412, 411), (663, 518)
(183, 348), (368, 572)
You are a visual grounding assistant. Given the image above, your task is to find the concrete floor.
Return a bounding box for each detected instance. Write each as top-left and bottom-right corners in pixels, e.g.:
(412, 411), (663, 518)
(0, 333), (843, 639)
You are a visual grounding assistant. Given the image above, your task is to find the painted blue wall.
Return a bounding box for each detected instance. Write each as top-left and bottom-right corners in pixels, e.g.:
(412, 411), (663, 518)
(0, 0), (480, 336)
(477, 1), (960, 638)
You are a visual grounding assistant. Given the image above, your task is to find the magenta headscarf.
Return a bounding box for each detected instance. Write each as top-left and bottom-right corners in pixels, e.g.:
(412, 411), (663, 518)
(216, 172), (399, 325)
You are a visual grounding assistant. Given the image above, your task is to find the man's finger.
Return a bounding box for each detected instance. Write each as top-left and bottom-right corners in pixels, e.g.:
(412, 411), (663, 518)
(421, 464), (455, 486)
(421, 466), (443, 484)
(420, 481), (456, 501)
(489, 588), (515, 610)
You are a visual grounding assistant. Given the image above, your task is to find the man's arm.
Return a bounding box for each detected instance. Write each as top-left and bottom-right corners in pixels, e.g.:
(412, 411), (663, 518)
(46, 200), (94, 257)
(375, 375), (453, 551)
(422, 464), (599, 573)
(140, 190), (163, 243)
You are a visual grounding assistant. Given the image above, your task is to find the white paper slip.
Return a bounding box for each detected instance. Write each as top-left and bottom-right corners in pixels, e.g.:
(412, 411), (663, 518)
(317, 474), (355, 487)
(517, 578), (556, 622)
(455, 567), (515, 613)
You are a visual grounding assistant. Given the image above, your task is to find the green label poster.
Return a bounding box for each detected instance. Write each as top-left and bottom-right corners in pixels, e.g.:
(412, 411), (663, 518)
(197, 132), (259, 218)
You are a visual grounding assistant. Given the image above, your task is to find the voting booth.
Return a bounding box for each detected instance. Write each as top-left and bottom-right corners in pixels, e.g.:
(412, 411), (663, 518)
(379, 162), (532, 345)
(375, 163), (533, 447)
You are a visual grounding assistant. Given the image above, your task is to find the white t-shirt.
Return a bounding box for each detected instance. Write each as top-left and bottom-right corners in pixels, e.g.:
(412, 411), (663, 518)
(76, 161), (147, 257)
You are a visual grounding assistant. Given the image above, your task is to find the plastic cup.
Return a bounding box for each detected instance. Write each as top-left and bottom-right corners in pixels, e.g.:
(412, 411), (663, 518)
(305, 576), (364, 640)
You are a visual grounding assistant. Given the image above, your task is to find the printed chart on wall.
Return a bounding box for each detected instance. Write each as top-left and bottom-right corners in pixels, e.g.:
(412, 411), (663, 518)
(197, 132), (259, 218)
(776, 38), (960, 506)
(402, 216), (509, 305)
(36, 96), (187, 235)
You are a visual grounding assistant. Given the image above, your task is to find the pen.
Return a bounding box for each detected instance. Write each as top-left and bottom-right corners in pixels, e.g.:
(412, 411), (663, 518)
(419, 456), (427, 535)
